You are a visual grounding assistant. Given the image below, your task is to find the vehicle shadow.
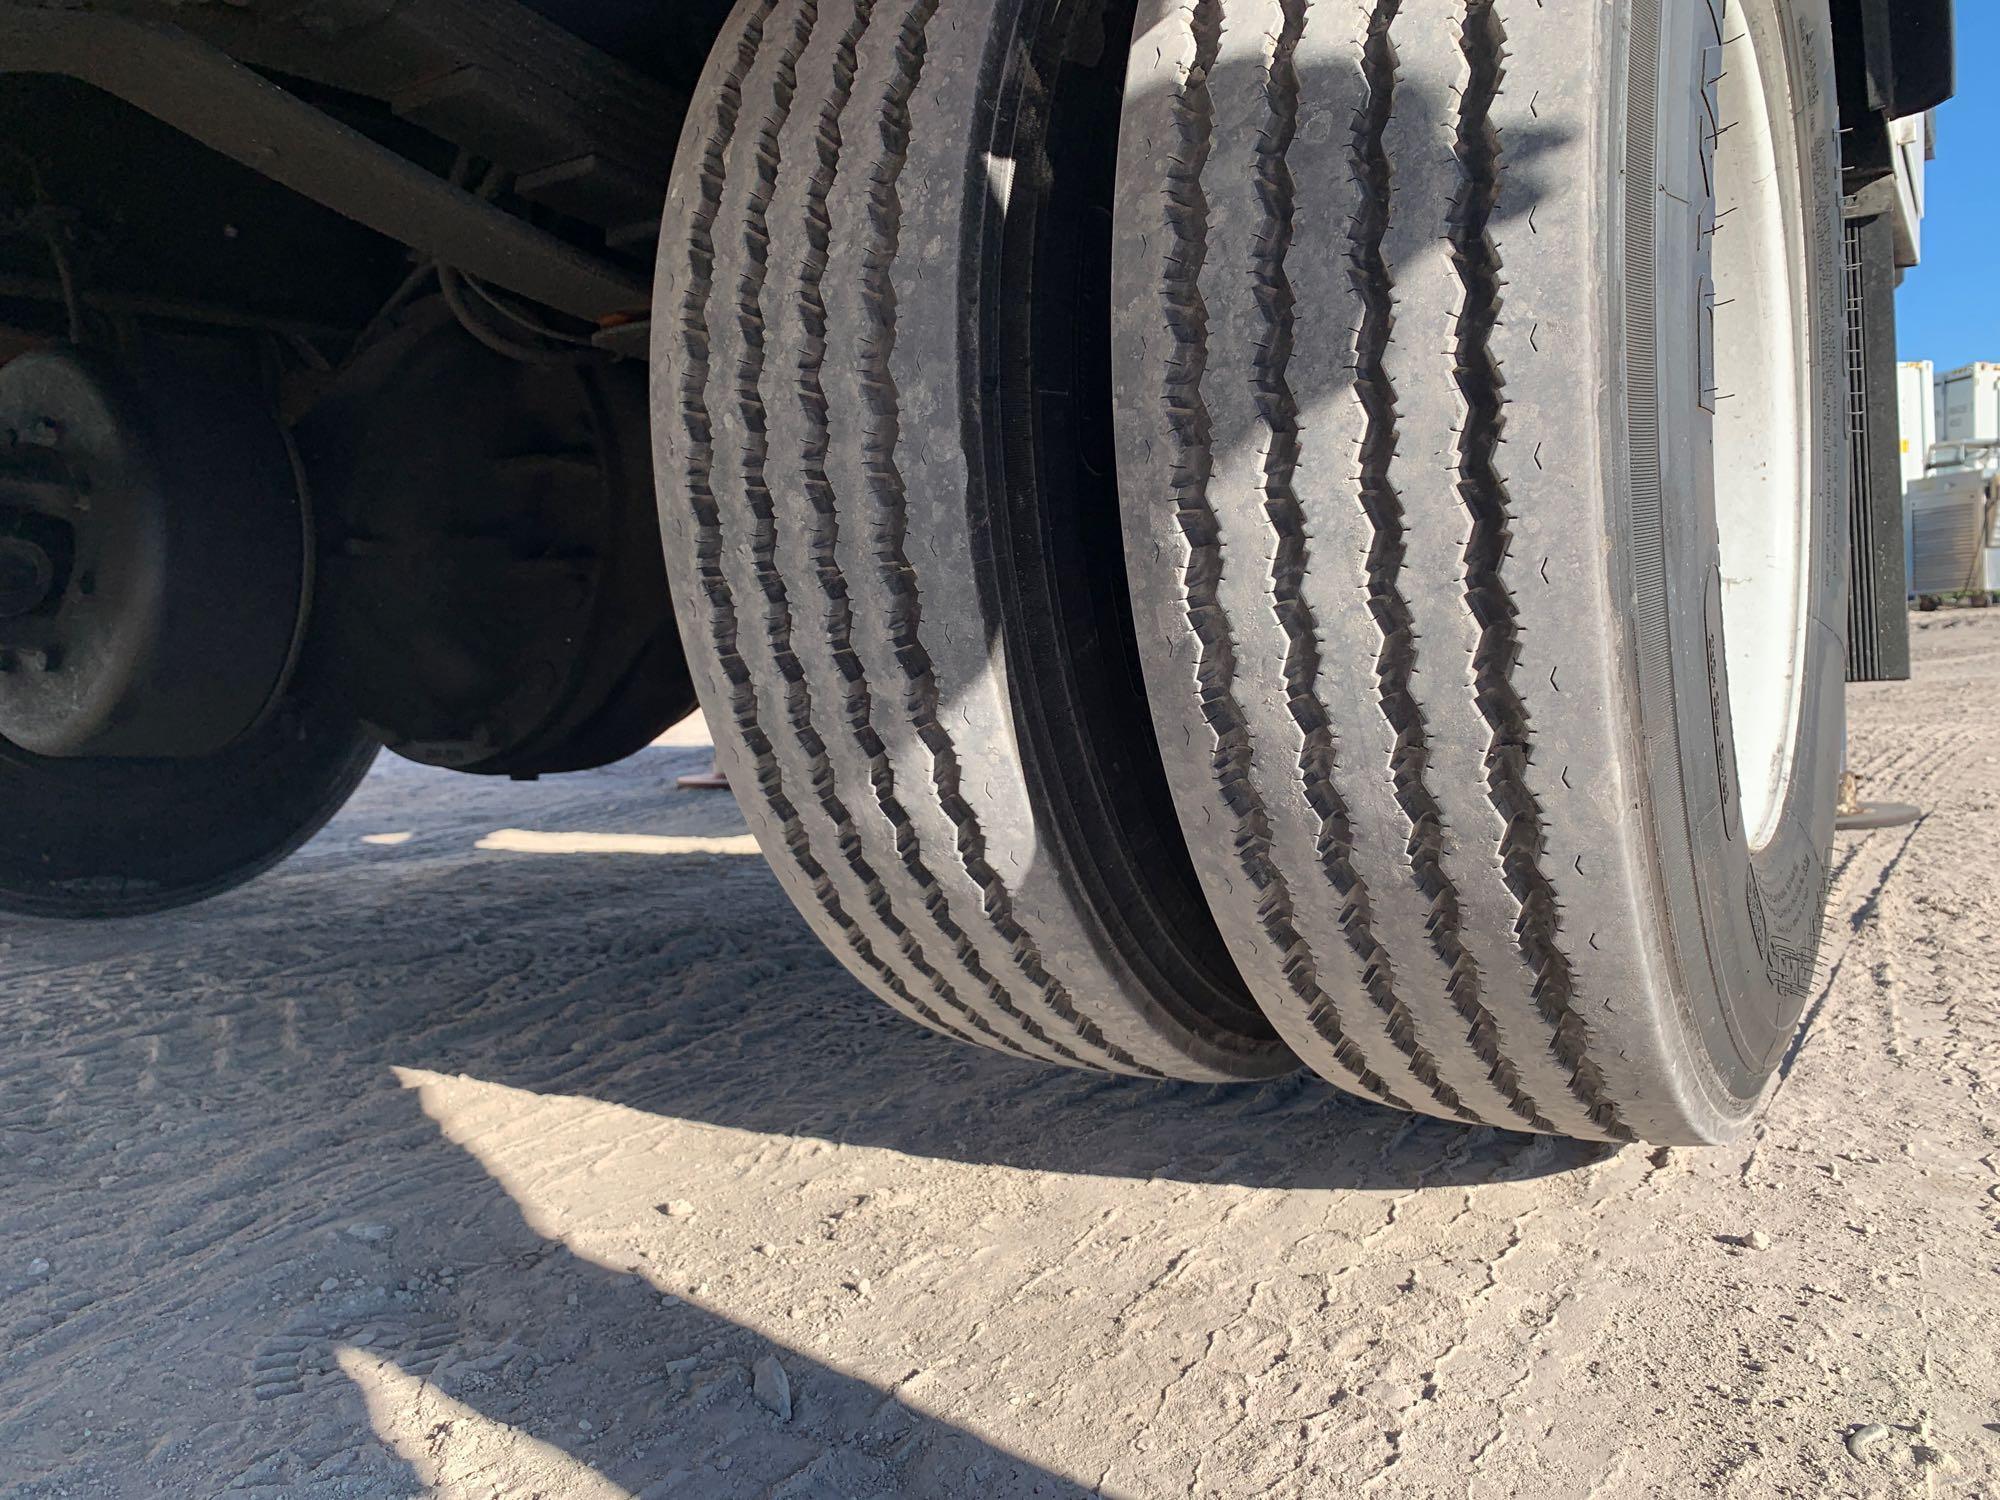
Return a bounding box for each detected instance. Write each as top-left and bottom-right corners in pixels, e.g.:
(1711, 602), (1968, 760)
(0, 965), (1100, 1497)
(245, 1129), (1114, 1498)
(0, 750), (1607, 1496)
(207, 747), (1613, 1196)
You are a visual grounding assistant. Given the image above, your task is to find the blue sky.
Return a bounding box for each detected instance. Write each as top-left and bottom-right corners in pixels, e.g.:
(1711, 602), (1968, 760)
(1897, 4), (1997, 370)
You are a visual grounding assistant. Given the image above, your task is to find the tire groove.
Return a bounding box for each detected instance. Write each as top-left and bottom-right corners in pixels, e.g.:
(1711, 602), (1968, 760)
(1451, 0), (1628, 1137)
(757, 0), (1087, 1066)
(1259, 0), (1478, 1122)
(665, 0), (977, 1047)
(1161, 0), (1410, 1111)
(856, 0), (1152, 1075)
(723, 0), (1067, 1063)
(1351, 0), (1550, 1131)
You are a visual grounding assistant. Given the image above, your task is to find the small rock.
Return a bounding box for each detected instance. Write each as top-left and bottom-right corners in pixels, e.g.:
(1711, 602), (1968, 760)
(753, 1354), (793, 1421)
(26, 1257), (49, 1277)
(855, 1277), (873, 1298)
(1846, 1424), (1890, 1458)
(657, 1200), (697, 1221)
(319, 1278), (340, 1294)
(664, 1356), (700, 1375)
(345, 1223), (395, 1244)
(1364, 1380), (1415, 1409)
(578, 1419), (592, 1432)
(1745, 1230), (1772, 1252)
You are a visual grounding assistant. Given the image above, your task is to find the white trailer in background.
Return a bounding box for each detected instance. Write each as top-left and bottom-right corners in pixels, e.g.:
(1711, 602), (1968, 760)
(1901, 368), (2000, 601)
(1936, 364), (2000, 447)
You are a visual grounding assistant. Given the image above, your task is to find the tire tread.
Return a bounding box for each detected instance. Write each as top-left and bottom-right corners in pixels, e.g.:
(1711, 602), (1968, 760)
(657, 0), (1282, 1081)
(1115, 0), (1639, 1137)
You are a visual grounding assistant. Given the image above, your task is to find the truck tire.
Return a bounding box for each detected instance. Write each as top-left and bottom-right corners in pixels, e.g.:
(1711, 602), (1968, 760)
(651, 0), (1288, 1078)
(0, 341), (380, 919)
(1111, 0), (1845, 1141)
(0, 699), (377, 918)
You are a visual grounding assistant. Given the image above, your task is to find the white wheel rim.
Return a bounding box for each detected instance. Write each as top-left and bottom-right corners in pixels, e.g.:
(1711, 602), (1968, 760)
(1709, 0), (1815, 853)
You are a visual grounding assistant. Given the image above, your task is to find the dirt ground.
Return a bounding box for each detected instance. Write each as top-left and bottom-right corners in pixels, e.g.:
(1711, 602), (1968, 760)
(3, 610), (1998, 1500)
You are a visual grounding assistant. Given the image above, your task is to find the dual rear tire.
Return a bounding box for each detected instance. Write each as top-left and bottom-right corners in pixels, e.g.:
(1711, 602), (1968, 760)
(656, 0), (1848, 1143)
(651, 0), (1285, 1080)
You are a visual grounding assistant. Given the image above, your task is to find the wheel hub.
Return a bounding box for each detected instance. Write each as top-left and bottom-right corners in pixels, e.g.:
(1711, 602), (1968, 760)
(0, 535), (56, 619)
(0, 348), (308, 759)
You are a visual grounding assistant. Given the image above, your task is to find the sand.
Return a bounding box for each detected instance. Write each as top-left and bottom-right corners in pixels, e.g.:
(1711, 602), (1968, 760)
(2, 609), (1996, 1499)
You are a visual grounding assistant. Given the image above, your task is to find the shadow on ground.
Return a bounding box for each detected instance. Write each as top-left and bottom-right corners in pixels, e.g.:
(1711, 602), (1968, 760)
(0, 747), (1607, 1496)
(126, 751), (1601, 1191)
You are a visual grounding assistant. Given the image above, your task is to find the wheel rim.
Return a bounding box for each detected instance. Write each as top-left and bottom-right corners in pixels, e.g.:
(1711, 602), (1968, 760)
(1708, 0), (1815, 852)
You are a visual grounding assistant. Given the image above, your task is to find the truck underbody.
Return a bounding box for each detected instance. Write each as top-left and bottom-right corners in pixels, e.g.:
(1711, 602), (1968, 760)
(0, 0), (1957, 1146)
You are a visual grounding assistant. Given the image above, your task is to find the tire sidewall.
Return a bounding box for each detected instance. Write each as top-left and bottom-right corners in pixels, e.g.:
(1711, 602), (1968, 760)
(1615, 0), (1845, 1123)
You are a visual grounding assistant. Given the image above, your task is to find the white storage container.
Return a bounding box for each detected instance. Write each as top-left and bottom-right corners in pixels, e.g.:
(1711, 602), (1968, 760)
(1935, 362), (2000, 445)
(1906, 466), (1999, 596)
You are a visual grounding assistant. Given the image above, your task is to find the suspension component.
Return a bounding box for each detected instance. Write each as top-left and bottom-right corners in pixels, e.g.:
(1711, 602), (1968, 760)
(298, 298), (695, 777)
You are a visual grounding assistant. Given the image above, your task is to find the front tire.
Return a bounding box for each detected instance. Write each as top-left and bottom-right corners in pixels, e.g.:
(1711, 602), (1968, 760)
(1110, 0), (1846, 1142)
